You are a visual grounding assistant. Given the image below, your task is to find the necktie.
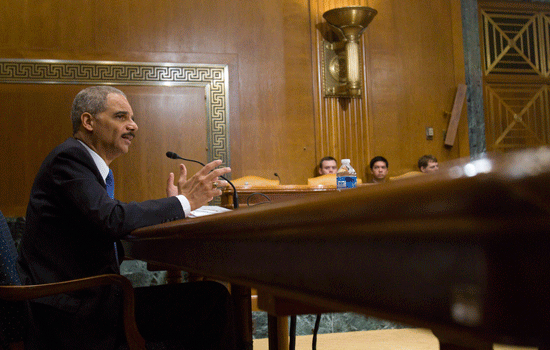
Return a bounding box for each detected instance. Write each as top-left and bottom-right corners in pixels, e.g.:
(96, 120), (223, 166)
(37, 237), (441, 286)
(106, 169), (115, 199)
(105, 169), (119, 265)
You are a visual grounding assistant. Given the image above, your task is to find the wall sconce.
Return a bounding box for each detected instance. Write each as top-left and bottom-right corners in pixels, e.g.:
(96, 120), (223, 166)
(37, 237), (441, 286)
(322, 6), (377, 98)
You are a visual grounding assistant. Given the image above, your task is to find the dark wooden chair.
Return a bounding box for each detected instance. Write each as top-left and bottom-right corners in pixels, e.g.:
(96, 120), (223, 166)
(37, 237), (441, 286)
(0, 210), (147, 350)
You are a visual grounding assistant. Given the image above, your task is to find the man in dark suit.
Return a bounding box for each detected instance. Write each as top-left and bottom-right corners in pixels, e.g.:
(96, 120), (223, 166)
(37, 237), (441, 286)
(17, 86), (236, 350)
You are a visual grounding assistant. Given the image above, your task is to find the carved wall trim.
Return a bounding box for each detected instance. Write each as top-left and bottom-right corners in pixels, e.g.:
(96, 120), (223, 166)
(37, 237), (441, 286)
(479, 2), (550, 151)
(0, 58), (230, 167)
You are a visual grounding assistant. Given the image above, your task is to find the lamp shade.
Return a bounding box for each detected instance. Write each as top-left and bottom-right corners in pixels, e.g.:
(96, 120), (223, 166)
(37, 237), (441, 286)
(323, 6), (377, 40)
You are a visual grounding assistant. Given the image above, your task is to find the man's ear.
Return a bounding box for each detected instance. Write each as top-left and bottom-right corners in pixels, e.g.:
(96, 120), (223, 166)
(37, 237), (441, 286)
(80, 112), (94, 132)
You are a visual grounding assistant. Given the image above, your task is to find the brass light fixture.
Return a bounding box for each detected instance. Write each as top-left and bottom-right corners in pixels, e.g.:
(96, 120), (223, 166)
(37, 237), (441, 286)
(322, 6), (377, 98)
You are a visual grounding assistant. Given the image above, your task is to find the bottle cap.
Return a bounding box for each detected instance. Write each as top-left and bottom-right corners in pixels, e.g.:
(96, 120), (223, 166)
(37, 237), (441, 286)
(341, 159), (350, 164)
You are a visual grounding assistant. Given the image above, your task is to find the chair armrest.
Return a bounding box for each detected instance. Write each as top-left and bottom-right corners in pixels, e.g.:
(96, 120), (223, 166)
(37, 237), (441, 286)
(0, 274), (146, 350)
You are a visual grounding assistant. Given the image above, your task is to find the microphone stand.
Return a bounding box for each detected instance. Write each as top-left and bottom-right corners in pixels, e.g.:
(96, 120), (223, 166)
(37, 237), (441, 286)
(166, 152), (239, 209)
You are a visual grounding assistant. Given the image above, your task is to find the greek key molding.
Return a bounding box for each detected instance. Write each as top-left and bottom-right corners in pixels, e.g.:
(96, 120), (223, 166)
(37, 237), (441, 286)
(0, 58), (230, 168)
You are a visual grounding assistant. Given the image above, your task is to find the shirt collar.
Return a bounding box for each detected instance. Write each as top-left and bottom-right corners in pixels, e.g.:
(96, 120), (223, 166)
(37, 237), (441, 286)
(77, 139), (110, 182)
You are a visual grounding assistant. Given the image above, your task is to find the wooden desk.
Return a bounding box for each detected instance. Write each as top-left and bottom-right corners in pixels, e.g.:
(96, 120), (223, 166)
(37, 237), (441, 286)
(123, 148), (550, 350)
(221, 183), (373, 208)
(221, 184), (334, 208)
(220, 184), (349, 349)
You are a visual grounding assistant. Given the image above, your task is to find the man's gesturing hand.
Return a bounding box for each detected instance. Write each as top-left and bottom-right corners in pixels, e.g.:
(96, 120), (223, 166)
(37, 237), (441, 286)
(166, 159), (231, 211)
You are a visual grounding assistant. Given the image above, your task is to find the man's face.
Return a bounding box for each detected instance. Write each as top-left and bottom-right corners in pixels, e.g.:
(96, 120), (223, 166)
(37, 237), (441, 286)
(319, 160), (338, 175)
(371, 161), (388, 181)
(422, 160), (439, 173)
(90, 93), (138, 163)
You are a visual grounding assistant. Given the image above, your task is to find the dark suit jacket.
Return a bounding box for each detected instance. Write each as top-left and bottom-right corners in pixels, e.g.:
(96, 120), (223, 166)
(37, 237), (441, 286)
(17, 137), (185, 349)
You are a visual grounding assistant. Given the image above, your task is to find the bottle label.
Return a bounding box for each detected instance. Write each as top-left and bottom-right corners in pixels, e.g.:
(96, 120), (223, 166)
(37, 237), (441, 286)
(336, 176), (357, 189)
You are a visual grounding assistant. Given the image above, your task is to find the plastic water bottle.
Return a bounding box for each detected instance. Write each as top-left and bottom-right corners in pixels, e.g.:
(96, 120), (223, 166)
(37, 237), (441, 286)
(336, 159), (357, 190)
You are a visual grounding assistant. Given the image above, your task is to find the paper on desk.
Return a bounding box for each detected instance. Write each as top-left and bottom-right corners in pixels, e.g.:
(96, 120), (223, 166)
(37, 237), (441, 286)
(189, 205), (232, 218)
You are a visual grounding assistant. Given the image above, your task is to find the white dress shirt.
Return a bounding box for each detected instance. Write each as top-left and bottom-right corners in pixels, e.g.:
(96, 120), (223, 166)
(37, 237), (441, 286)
(77, 139), (191, 217)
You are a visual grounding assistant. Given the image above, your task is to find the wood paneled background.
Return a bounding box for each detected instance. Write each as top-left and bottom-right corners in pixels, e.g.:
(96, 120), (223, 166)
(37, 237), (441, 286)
(0, 0), (468, 217)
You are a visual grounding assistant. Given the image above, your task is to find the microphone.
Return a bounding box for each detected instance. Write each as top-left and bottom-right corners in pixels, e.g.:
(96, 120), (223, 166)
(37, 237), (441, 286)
(274, 172), (281, 184)
(166, 151), (239, 209)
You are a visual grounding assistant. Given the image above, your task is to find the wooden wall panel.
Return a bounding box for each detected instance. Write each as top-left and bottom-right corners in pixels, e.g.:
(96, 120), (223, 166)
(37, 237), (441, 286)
(114, 86), (208, 203)
(230, 0), (317, 184)
(479, 1), (550, 152)
(0, 84), (77, 217)
(0, 0), (316, 216)
(310, 0), (469, 181)
(0, 0), (467, 216)
(310, 0), (372, 179)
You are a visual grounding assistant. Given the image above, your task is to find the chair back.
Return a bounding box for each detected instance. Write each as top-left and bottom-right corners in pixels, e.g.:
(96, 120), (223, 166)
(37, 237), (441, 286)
(389, 171), (424, 182)
(0, 210), (26, 347)
(0, 212), (21, 286)
(308, 174), (363, 187)
(0, 212), (146, 350)
(232, 176), (280, 187)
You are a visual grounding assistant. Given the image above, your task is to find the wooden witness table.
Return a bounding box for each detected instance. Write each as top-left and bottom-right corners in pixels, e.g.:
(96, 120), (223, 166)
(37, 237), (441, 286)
(220, 184), (349, 208)
(123, 148), (550, 350)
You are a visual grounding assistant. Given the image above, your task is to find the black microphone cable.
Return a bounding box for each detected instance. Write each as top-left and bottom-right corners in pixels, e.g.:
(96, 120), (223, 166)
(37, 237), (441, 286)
(289, 315), (296, 350)
(166, 151), (239, 209)
(312, 313), (322, 350)
(246, 193), (272, 207)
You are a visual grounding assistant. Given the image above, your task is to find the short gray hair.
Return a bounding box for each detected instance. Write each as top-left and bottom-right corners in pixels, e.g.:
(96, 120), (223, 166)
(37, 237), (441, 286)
(71, 86), (127, 135)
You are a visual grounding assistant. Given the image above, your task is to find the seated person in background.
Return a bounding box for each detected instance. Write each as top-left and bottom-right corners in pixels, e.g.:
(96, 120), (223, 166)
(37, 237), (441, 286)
(369, 156), (388, 184)
(418, 154), (439, 173)
(318, 156), (338, 175)
(17, 86), (236, 350)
